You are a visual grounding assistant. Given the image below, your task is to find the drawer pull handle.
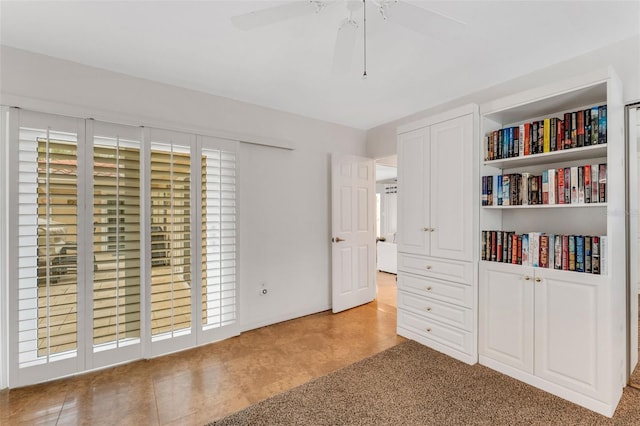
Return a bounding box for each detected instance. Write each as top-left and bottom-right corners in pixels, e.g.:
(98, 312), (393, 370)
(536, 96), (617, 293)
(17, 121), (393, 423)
(426, 328), (432, 332)
(426, 307), (432, 312)
(422, 227), (431, 232)
(426, 286), (432, 291)
(429, 228), (435, 232)
(523, 276), (531, 281)
(426, 265), (432, 270)
(535, 277), (542, 283)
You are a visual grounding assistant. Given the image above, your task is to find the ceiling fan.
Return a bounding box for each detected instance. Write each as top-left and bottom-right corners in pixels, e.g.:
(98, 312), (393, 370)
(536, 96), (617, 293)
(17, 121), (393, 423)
(231, 1), (466, 76)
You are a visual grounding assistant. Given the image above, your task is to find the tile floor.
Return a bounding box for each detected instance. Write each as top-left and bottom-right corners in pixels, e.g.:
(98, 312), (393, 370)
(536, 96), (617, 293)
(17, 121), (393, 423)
(1, 272), (402, 425)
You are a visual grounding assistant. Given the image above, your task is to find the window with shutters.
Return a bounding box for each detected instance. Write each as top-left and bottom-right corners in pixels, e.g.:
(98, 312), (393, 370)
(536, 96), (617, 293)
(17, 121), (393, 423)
(17, 127), (79, 367)
(93, 134), (141, 351)
(201, 148), (237, 329)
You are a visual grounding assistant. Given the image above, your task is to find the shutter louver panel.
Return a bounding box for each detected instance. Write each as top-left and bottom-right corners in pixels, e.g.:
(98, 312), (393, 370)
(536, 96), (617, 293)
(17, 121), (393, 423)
(93, 135), (142, 349)
(17, 128), (79, 368)
(202, 149), (237, 330)
(150, 143), (192, 339)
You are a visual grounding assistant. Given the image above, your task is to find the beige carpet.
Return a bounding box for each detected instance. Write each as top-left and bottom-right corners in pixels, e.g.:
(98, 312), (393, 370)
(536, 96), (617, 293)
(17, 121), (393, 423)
(208, 340), (640, 425)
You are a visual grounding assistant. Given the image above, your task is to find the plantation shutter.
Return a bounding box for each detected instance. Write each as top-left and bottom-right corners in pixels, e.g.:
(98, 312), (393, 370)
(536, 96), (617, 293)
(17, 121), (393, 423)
(10, 111), (85, 386)
(201, 147), (237, 330)
(90, 121), (143, 366)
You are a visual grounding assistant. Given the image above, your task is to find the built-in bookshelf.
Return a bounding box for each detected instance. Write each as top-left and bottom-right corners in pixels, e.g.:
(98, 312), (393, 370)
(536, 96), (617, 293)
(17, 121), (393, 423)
(477, 68), (627, 418)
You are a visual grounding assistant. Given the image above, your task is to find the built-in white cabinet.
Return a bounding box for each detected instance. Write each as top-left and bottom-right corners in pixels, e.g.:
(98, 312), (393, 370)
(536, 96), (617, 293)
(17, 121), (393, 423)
(396, 105), (478, 365)
(397, 114), (473, 262)
(479, 261), (606, 401)
(478, 68), (627, 417)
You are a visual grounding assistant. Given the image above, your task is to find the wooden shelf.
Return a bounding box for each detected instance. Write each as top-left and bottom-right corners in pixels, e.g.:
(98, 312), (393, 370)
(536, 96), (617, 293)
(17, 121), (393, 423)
(483, 144), (607, 168)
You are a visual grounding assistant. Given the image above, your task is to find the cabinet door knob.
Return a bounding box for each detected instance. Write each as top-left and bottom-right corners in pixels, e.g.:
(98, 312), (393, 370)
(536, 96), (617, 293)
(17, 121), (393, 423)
(422, 227), (430, 232)
(426, 328), (432, 332)
(523, 276), (531, 281)
(535, 277), (542, 283)
(429, 228), (435, 232)
(426, 307), (432, 312)
(426, 286), (432, 291)
(426, 265), (432, 270)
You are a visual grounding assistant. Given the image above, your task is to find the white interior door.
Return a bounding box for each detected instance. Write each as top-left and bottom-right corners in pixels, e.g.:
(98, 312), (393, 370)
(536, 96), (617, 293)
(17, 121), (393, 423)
(331, 155), (376, 313)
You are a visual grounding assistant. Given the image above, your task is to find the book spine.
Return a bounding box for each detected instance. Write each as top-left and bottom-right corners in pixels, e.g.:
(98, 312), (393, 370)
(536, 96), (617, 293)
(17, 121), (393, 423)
(497, 175), (503, 205)
(482, 231), (487, 260)
(568, 235), (576, 271)
(554, 235), (562, 269)
(497, 231), (503, 262)
(502, 231), (509, 263)
(542, 170), (549, 204)
(591, 164), (599, 203)
(493, 131), (499, 160)
(492, 175), (498, 206)
(564, 112), (572, 149)
(518, 124), (524, 157)
(598, 105), (607, 144)
(517, 235), (522, 265)
(487, 175), (493, 206)
(564, 168), (571, 204)
(532, 121), (539, 154)
(557, 118), (564, 151)
(562, 235), (569, 270)
(503, 175), (510, 206)
(592, 236), (600, 274)
(557, 168), (564, 204)
(599, 163), (607, 202)
(570, 166), (578, 204)
(540, 234), (549, 268)
(576, 236), (585, 272)
(548, 234), (555, 269)
(531, 232), (540, 268)
(537, 121), (544, 153)
(571, 112), (577, 148)
(497, 130), (503, 159)
(578, 166), (584, 204)
(591, 106), (599, 146)
(585, 236), (592, 273)
(543, 118), (551, 152)
(524, 123), (531, 156)
(584, 165), (591, 203)
(521, 173), (531, 205)
(577, 110), (584, 147)
(508, 127), (514, 158)
(491, 231), (497, 262)
(583, 110), (591, 147)
(548, 169), (556, 205)
(522, 234), (529, 266)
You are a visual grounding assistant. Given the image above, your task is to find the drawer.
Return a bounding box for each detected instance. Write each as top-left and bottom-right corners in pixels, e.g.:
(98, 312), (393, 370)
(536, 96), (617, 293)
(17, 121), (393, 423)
(398, 291), (473, 332)
(398, 272), (473, 308)
(398, 309), (473, 355)
(398, 253), (472, 285)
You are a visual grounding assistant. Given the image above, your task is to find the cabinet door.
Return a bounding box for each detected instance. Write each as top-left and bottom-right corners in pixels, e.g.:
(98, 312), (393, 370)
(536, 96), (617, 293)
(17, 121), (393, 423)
(479, 262), (534, 374)
(534, 269), (606, 399)
(397, 128), (429, 255)
(429, 114), (473, 261)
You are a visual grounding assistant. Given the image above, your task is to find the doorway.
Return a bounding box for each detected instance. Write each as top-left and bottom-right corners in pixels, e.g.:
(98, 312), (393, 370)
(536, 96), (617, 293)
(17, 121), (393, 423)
(375, 155), (398, 310)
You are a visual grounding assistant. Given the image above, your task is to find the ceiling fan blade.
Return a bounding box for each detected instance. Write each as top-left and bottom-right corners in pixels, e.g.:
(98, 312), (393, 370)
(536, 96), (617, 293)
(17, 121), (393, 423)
(332, 19), (358, 74)
(231, 2), (322, 31)
(384, 1), (466, 39)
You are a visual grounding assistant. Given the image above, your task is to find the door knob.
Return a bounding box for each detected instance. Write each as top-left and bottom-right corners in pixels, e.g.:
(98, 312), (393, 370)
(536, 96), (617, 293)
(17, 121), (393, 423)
(535, 277), (542, 283)
(333, 237), (345, 243)
(422, 227), (430, 232)
(524, 276), (531, 281)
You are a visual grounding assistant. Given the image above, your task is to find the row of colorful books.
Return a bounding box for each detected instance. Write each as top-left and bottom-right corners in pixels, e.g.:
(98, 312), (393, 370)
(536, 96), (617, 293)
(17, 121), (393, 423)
(481, 230), (607, 274)
(481, 164), (606, 206)
(484, 105), (607, 161)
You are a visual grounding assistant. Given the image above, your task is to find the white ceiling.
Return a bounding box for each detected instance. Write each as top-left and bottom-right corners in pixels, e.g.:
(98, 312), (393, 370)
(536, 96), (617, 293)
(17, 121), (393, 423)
(1, 1), (639, 130)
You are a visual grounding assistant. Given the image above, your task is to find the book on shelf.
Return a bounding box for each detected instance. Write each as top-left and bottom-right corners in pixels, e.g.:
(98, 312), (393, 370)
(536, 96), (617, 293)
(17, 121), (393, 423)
(543, 118), (551, 153)
(482, 230), (607, 275)
(576, 236), (585, 272)
(592, 236), (600, 274)
(548, 168), (556, 204)
(585, 236), (592, 273)
(578, 167), (585, 204)
(599, 163), (607, 202)
(598, 105), (607, 144)
(584, 165), (592, 203)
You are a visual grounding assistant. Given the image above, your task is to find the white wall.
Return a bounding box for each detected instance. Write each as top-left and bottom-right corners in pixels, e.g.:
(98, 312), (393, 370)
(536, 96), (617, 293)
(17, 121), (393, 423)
(0, 46), (367, 340)
(367, 35), (640, 159)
